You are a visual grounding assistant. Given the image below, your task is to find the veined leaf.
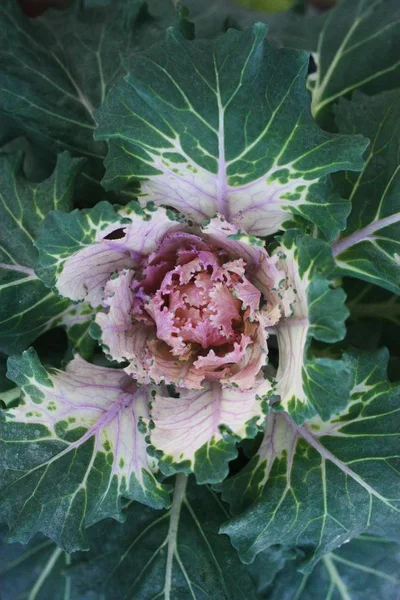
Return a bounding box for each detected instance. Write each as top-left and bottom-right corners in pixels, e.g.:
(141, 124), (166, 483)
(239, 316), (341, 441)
(0, 349), (170, 551)
(96, 24), (367, 240)
(310, 0), (400, 119)
(0, 0), (146, 162)
(70, 475), (260, 600)
(35, 202), (182, 308)
(0, 151), (95, 356)
(332, 91), (400, 294)
(0, 527), (100, 600)
(148, 379), (271, 485)
(265, 535), (400, 600)
(221, 348), (400, 569)
(273, 231), (351, 423)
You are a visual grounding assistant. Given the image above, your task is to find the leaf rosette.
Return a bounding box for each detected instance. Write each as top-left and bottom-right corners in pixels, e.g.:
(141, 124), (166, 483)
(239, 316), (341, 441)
(33, 201), (350, 486)
(36, 203), (280, 483)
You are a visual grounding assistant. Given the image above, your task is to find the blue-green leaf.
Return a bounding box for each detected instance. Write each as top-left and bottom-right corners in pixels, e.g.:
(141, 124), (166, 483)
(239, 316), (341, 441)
(332, 91), (400, 294)
(70, 476), (260, 600)
(0, 349), (170, 551)
(0, 526), (101, 600)
(96, 25), (367, 240)
(310, 0), (400, 119)
(221, 348), (400, 569)
(0, 151), (94, 356)
(264, 535), (400, 600)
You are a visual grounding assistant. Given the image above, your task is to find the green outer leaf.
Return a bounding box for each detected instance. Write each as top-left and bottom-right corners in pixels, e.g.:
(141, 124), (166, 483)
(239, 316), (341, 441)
(0, 0), (144, 161)
(311, 0), (400, 119)
(35, 201), (182, 309)
(0, 348), (170, 551)
(35, 200), (127, 292)
(332, 91), (400, 294)
(274, 231), (351, 423)
(0, 151), (94, 355)
(265, 535), (400, 600)
(247, 545), (291, 596)
(96, 24), (367, 240)
(221, 348), (400, 569)
(0, 526), (100, 600)
(70, 475), (260, 600)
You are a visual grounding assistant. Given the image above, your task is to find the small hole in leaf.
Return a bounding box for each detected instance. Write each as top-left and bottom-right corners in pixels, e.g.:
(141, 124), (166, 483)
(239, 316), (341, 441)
(308, 54), (317, 75)
(104, 228), (126, 240)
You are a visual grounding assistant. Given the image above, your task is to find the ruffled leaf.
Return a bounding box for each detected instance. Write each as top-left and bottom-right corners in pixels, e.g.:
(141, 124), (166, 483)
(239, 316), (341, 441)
(273, 230), (350, 423)
(35, 202), (181, 308)
(221, 348), (400, 569)
(159, 0), (327, 49)
(96, 24), (367, 240)
(93, 214), (281, 392)
(332, 91), (400, 294)
(148, 380), (271, 484)
(0, 349), (170, 551)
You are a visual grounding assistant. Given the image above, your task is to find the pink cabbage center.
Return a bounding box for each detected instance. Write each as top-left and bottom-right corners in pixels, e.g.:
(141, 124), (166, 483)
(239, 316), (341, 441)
(129, 233), (265, 386)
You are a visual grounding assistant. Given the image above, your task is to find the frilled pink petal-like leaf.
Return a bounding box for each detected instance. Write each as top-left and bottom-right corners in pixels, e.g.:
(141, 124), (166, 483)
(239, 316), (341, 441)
(56, 241), (138, 308)
(1, 349), (170, 551)
(201, 216), (287, 307)
(92, 212), (285, 391)
(193, 335), (252, 378)
(94, 269), (151, 365)
(148, 379), (272, 484)
(38, 203), (181, 308)
(226, 312), (274, 390)
(145, 341), (205, 389)
(208, 282), (242, 339)
(147, 253), (251, 360)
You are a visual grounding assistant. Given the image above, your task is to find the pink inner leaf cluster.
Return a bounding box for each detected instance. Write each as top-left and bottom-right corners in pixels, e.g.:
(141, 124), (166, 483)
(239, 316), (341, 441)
(95, 221), (284, 391)
(52, 208), (309, 474)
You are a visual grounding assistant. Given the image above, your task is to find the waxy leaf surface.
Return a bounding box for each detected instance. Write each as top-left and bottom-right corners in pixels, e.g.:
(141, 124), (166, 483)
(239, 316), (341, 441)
(265, 535), (400, 600)
(310, 0), (400, 119)
(332, 91), (400, 294)
(96, 24), (367, 240)
(70, 476), (260, 600)
(0, 0), (145, 161)
(0, 349), (170, 551)
(0, 151), (94, 356)
(0, 526), (100, 600)
(221, 349), (400, 569)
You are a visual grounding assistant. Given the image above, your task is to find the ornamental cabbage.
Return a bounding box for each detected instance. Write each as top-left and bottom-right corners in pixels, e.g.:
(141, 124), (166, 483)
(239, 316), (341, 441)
(59, 210), (286, 391)
(1, 2), (399, 598)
